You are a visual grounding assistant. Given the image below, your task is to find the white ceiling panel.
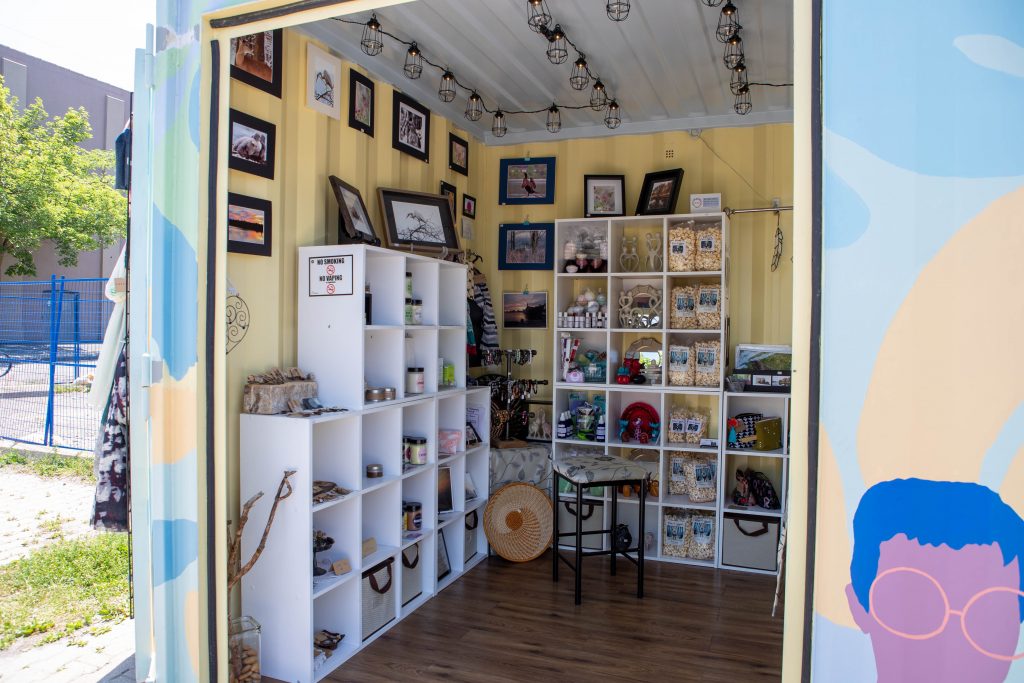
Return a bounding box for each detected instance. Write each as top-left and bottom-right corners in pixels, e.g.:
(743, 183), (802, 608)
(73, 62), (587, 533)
(300, 0), (793, 144)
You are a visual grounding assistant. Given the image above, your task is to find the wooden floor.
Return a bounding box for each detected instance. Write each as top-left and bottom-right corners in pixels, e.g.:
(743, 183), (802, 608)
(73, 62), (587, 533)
(328, 551), (784, 682)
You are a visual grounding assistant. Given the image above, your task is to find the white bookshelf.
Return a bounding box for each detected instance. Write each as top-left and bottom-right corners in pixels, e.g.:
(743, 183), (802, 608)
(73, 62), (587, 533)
(240, 245), (489, 682)
(551, 213), (790, 575)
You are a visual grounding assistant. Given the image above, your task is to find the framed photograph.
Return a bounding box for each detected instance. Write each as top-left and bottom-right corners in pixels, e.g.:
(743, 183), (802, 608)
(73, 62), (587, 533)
(498, 223), (554, 270)
(636, 168), (684, 215)
(230, 30), (282, 98)
(437, 528), (451, 581)
(392, 91), (430, 162)
(377, 188), (460, 255)
(227, 193), (272, 257)
(499, 156), (555, 204)
(348, 69), (374, 137)
(329, 175), (379, 245)
(229, 109), (276, 179)
(584, 174), (626, 217)
(466, 422), (482, 447)
(525, 400), (554, 442)
(437, 466), (454, 513)
(462, 194), (476, 219)
(465, 472), (478, 501)
(502, 291), (548, 329)
(449, 133), (469, 176)
(306, 43), (341, 119)
(439, 181), (457, 224)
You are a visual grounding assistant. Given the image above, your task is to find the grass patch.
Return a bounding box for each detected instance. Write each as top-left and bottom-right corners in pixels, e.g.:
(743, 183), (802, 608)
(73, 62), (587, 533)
(0, 534), (130, 650)
(54, 385), (88, 394)
(0, 450), (92, 481)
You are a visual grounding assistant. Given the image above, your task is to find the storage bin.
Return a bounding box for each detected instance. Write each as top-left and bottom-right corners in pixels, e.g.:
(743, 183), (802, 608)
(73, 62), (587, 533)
(754, 417), (783, 451)
(400, 544), (422, 607)
(464, 509), (479, 563)
(558, 499), (604, 550)
(721, 513), (780, 571)
(361, 557), (396, 640)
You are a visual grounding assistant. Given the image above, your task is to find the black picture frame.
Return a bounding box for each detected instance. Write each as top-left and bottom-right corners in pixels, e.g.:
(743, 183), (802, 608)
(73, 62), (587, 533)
(392, 91), (430, 162)
(229, 30), (282, 98)
(377, 187), (460, 255)
(499, 156), (556, 204)
(498, 222), (554, 270)
(636, 168), (684, 215)
(462, 194), (477, 219)
(584, 174), (626, 217)
(438, 466), (454, 513)
(449, 133), (469, 176)
(439, 181), (457, 224)
(329, 175), (379, 245)
(348, 69), (374, 137)
(226, 193), (272, 257)
(229, 109), (276, 180)
(437, 528), (451, 581)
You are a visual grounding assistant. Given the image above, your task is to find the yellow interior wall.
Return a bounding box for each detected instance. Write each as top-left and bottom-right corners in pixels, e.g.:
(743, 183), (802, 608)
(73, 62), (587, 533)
(474, 125), (794, 391)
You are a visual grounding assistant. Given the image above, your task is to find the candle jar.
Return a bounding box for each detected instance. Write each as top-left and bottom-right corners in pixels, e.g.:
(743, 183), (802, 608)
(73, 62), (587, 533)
(403, 436), (427, 465)
(406, 367), (425, 394)
(404, 502), (422, 530)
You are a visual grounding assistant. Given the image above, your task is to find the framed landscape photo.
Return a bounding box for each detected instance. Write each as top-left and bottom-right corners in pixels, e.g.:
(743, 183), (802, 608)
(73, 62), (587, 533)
(437, 466), (454, 513)
(348, 69), (374, 137)
(462, 194), (476, 219)
(584, 174), (626, 217)
(306, 43), (341, 119)
(449, 133), (469, 175)
(229, 110), (276, 179)
(377, 188), (460, 254)
(499, 156), (555, 204)
(230, 30), (282, 98)
(502, 291), (548, 329)
(439, 181), (457, 224)
(392, 91), (430, 162)
(227, 193), (272, 257)
(498, 222), (554, 270)
(329, 175), (379, 245)
(636, 168), (684, 215)
(437, 529), (451, 581)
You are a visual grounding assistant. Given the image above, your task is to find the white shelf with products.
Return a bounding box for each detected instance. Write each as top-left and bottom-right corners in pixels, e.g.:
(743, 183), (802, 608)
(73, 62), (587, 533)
(240, 245), (490, 683)
(552, 213), (790, 576)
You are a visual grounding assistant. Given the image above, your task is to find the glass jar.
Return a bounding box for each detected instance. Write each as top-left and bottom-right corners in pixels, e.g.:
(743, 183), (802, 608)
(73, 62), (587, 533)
(229, 616), (261, 683)
(403, 435), (427, 466)
(404, 298), (414, 325)
(404, 501), (422, 530)
(412, 299), (423, 325)
(406, 367), (424, 394)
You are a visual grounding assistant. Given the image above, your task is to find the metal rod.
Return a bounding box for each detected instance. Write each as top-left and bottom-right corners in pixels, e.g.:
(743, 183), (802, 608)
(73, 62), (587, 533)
(726, 206), (794, 215)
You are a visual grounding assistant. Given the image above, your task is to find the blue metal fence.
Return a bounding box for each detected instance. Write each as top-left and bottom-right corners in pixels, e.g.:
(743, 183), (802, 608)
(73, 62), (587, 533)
(0, 277), (115, 450)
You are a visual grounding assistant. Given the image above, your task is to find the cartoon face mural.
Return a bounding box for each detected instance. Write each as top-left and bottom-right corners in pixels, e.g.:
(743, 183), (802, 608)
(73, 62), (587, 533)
(813, 0), (1024, 681)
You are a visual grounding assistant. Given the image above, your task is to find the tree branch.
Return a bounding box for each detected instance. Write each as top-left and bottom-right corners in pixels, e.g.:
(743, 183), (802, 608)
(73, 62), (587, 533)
(227, 469), (297, 592)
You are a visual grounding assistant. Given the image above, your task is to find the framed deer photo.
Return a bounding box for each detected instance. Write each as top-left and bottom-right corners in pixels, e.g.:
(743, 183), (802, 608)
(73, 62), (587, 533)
(229, 30), (283, 98)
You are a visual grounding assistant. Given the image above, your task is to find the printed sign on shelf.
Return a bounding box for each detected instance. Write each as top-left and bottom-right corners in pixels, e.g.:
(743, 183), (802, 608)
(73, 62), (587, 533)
(308, 254), (353, 296)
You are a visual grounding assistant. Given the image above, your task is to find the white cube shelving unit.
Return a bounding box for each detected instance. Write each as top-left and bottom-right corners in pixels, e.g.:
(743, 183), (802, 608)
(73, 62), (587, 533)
(551, 213), (790, 575)
(240, 246), (490, 682)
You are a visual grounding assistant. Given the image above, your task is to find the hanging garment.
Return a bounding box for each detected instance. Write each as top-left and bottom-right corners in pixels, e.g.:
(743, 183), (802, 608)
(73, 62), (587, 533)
(472, 277), (499, 355)
(114, 124), (131, 190)
(92, 344), (129, 532)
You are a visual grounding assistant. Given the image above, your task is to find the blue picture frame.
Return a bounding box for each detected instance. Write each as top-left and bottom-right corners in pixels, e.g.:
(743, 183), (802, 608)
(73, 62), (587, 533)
(499, 157), (556, 205)
(498, 223), (554, 270)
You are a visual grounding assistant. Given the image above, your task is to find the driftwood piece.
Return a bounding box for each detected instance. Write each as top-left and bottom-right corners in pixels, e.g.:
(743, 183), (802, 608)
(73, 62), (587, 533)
(228, 469), (296, 592)
(242, 380), (318, 414)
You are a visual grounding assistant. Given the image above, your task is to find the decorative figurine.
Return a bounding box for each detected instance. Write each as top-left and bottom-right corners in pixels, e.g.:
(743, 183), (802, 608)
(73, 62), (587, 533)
(313, 530), (335, 577)
(645, 232), (663, 271)
(619, 236), (640, 272)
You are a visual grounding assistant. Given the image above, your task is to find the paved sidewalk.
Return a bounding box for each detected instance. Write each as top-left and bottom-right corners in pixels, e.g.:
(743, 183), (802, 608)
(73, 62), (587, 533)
(0, 619), (135, 683)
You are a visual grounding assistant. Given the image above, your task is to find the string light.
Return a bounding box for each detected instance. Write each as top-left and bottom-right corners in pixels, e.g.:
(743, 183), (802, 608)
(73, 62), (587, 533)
(702, 0), (724, 6)
(527, 0), (552, 33)
(546, 104), (561, 133)
(724, 32), (744, 69)
(604, 100), (621, 129)
(734, 85), (752, 115)
(590, 79), (608, 110)
(569, 56), (590, 90)
(606, 1), (630, 21)
(545, 24), (568, 64)
(465, 92), (483, 122)
(438, 70), (456, 102)
(492, 110), (507, 137)
(403, 43), (422, 79)
(360, 13), (383, 56)
(730, 61), (748, 95)
(716, 1), (741, 43)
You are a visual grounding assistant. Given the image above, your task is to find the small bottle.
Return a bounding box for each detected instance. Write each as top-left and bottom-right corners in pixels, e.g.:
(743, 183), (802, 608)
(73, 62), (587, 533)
(412, 299), (423, 325)
(596, 415), (606, 442)
(365, 284), (372, 325)
(405, 271), (413, 299)
(556, 411), (570, 439)
(405, 298), (414, 325)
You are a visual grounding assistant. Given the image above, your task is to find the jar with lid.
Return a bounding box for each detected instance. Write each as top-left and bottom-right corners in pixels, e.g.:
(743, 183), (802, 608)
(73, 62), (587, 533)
(229, 616), (261, 683)
(403, 436), (427, 466)
(406, 367), (425, 394)
(403, 502), (422, 531)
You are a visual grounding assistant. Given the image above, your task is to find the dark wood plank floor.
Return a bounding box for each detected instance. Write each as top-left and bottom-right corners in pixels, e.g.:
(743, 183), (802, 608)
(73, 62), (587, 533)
(328, 552), (783, 682)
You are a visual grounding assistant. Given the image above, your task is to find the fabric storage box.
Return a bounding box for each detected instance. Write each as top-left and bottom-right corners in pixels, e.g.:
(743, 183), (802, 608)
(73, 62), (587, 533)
(721, 513), (780, 571)
(361, 557), (396, 640)
(464, 509), (479, 563)
(558, 498), (604, 550)
(400, 544), (422, 607)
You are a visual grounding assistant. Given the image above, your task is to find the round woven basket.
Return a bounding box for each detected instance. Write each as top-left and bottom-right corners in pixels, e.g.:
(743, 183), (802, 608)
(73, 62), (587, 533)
(484, 483), (553, 562)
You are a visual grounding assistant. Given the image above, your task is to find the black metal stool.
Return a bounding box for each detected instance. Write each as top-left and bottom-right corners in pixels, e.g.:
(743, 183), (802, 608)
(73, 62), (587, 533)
(552, 454), (649, 605)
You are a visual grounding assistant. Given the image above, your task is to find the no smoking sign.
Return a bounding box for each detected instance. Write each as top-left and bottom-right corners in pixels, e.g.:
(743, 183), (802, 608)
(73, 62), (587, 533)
(309, 255), (353, 296)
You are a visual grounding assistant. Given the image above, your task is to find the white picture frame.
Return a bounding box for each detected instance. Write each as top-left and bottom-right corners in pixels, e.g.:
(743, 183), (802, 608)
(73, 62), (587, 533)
(306, 43), (341, 119)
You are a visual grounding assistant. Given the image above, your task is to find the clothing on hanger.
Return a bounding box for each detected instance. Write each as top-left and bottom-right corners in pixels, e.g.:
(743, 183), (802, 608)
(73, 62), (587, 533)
(91, 343), (129, 532)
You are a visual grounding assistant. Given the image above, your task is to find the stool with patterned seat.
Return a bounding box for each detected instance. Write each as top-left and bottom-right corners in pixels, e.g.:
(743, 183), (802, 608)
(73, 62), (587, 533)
(552, 454), (650, 604)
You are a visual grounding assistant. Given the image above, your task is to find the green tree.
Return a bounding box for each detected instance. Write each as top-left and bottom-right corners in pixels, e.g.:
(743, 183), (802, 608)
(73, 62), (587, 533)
(0, 76), (127, 278)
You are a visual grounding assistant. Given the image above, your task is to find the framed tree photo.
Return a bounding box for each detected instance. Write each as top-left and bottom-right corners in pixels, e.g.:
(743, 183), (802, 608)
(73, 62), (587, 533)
(377, 188), (460, 255)
(230, 30), (282, 98)
(498, 222), (554, 270)
(636, 168), (684, 215)
(392, 91), (430, 162)
(584, 174), (626, 217)
(229, 109), (276, 179)
(449, 133), (469, 176)
(329, 175), (379, 245)
(348, 69), (374, 137)
(227, 193), (272, 257)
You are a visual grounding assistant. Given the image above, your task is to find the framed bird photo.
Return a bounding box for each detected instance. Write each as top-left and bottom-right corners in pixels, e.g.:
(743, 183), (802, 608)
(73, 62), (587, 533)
(499, 156), (555, 204)
(306, 43), (341, 119)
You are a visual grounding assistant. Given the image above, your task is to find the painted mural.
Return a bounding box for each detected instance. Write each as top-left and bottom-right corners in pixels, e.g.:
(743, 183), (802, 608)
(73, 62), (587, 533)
(813, 1), (1024, 680)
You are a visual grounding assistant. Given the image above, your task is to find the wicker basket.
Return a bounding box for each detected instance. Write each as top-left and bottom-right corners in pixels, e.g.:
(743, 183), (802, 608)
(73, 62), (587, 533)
(484, 483), (553, 562)
(400, 544), (422, 607)
(361, 557), (395, 640)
